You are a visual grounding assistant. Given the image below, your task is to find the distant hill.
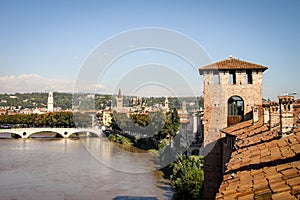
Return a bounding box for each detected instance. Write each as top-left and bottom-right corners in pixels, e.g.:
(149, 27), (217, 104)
(0, 92), (203, 111)
(0, 92), (72, 110)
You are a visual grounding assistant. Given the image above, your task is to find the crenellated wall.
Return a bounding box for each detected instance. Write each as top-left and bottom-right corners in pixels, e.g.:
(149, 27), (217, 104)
(279, 96), (295, 134)
(269, 101), (280, 128)
(263, 102), (270, 125)
(252, 105), (259, 124)
(262, 96), (298, 134)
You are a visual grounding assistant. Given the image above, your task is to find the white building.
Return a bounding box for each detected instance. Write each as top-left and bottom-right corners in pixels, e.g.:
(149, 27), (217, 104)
(47, 92), (54, 112)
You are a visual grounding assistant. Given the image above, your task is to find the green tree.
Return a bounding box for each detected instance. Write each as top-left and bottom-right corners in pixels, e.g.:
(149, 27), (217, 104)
(170, 108), (180, 136)
(130, 114), (151, 127)
(170, 155), (204, 200)
(157, 108), (180, 140)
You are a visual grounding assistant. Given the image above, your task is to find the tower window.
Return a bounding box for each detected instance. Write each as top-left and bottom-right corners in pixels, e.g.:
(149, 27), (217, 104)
(229, 70), (236, 84)
(246, 70), (253, 84)
(228, 96), (244, 116)
(213, 71), (220, 84)
(227, 96), (244, 126)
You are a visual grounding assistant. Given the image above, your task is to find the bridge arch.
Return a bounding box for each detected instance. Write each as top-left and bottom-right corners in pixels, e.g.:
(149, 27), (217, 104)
(27, 131), (64, 138)
(0, 128), (102, 139)
(67, 131), (99, 138)
(0, 131), (22, 139)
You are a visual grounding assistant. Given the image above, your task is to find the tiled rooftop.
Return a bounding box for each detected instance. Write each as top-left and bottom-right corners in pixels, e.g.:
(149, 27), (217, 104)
(199, 57), (268, 74)
(235, 127), (280, 148)
(222, 119), (254, 136)
(216, 160), (300, 200)
(226, 132), (300, 172)
(222, 120), (266, 138)
(216, 119), (300, 199)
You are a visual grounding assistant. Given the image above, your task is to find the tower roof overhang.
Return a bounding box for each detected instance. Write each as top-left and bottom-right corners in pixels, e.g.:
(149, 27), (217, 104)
(199, 57), (268, 75)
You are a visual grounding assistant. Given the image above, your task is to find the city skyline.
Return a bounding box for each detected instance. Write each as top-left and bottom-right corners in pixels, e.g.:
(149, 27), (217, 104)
(0, 1), (299, 100)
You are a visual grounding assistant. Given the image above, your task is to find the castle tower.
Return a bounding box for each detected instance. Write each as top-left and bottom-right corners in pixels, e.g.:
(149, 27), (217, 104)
(199, 57), (268, 199)
(199, 56), (268, 145)
(47, 92), (54, 112)
(116, 88), (123, 112)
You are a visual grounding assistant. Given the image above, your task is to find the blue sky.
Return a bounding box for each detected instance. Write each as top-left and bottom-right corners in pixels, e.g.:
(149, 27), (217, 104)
(0, 0), (299, 100)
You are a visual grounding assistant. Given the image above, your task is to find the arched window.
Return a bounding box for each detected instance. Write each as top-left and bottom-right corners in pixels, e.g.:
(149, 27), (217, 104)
(228, 96), (244, 126)
(228, 96), (244, 116)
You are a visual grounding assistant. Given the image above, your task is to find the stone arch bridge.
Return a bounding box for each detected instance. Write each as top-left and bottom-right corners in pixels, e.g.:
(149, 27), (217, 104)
(0, 128), (103, 139)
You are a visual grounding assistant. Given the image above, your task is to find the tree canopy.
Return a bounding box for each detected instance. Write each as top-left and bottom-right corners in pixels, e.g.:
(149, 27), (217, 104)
(170, 155), (204, 200)
(0, 112), (92, 128)
(156, 108), (180, 140)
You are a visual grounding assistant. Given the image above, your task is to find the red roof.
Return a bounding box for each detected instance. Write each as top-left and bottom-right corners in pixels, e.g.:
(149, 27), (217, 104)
(199, 57), (268, 74)
(216, 159), (300, 200)
(226, 132), (300, 172)
(216, 120), (300, 199)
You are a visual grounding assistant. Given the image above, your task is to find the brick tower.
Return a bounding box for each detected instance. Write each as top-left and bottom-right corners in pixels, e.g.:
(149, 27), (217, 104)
(198, 56), (268, 199)
(199, 56), (268, 145)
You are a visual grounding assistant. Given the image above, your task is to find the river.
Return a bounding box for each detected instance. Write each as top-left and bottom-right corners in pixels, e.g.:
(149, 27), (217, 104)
(0, 138), (173, 200)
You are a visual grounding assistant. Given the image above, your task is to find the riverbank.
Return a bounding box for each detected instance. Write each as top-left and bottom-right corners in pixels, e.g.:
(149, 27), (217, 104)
(105, 130), (158, 150)
(108, 133), (133, 146)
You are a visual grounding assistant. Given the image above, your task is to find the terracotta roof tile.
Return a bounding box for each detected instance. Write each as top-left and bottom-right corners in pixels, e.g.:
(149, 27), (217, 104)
(225, 133), (300, 173)
(222, 119), (273, 149)
(253, 187), (272, 199)
(216, 120), (300, 199)
(272, 191), (297, 200)
(199, 57), (268, 74)
(269, 181), (291, 193)
(235, 127), (279, 148)
(291, 185), (300, 196)
(292, 144), (300, 153)
(221, 119), (253, 134)
(286, 176), (300, 187)
(281, 168), (299, 180)
(237, 193), (254, 200)
(216, 161), (300, 199)
(267, 173), (283, 184)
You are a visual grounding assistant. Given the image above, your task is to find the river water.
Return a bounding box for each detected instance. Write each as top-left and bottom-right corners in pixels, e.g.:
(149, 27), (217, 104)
(0, 138), (173, 200)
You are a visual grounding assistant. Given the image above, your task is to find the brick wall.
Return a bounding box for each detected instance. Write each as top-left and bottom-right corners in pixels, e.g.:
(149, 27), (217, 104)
(279, 96), (295, 134)
(200, 68), (265, 199)
(270, 102), (280, 128)
(294, 100), (300, 125)
(263, 102), (270, 124)
(202, 69), (264, 145)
